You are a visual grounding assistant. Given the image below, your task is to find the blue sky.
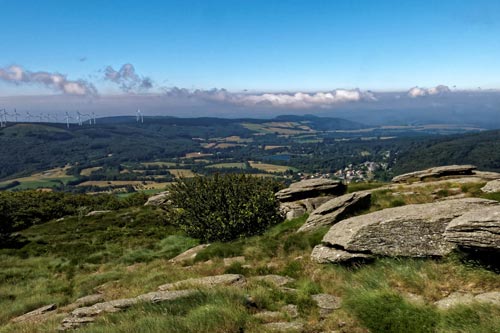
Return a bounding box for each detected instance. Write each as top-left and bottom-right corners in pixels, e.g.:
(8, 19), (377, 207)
(1, 0), (500, 94)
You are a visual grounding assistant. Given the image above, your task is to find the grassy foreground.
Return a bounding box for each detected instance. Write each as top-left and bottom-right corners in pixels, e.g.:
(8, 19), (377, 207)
(1, 181), (499, 332)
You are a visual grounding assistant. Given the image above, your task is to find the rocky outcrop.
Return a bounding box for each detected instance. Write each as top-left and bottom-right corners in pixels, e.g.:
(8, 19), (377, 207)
(313, 198), (498, 263)
(392, 165), (477, 183)
(481, 179), (500, 193)
(144, 191), (171, 206)
(444, 206), (500, 250)
(280, 196), (335, 220)
(298, 192), (371, 233)
(275, 179), (346, 202)
(157, 274), (246, 291)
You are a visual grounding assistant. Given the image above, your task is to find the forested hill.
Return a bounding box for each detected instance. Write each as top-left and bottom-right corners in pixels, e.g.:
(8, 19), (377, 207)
(392, 129), (500, 174)
(0, 115), (364, 180)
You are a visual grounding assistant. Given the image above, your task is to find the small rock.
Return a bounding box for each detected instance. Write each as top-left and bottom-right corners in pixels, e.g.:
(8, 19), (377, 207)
(144, 191), (171, 206)
(263, 321), (305, 332)
(281, 304), (299, 318)
(59, 316), (96, 330)
(312, 293), (342, 317)
(169, 244), (210, 263)
(85, 210), (111, 217)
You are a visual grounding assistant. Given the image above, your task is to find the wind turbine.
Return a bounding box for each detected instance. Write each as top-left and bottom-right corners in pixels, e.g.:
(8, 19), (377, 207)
(38, 113), (44, 123)
(76, 111), (83, 126)
(136, 108), (144, 123)
(13, 109), (20, 122)
(64, 112), (71, 128)
(1, 109), (10, 127)
(0, 109), (6, 127)
(26, 111), (33, 122)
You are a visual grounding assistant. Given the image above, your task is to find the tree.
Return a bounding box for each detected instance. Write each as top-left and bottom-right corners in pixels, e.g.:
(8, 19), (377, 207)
(169, 174), (283, 242)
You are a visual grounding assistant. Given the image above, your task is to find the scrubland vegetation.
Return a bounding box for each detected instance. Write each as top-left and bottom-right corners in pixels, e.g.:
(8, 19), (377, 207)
(1, 176), (499, 332)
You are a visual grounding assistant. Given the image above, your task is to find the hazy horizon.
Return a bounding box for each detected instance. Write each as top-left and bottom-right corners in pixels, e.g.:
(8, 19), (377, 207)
(1, 0), (499, 124)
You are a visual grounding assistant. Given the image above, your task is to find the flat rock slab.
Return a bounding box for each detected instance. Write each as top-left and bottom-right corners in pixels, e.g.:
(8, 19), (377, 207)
(158, 274), (246, 291)
(445, 206), (500, 250)
(311, 245), (373, 264)
(275, 179), (346, 202)
(321, 198), (498, 258)
(10, 304), (57, 323)
(169, 244), (210, 263)
(298, 192), (371, 233)
(392, 165), (477, 183)
(60, 290), (195, 330)
(312, 293), (342, 317)
(481, 179), (500, 193)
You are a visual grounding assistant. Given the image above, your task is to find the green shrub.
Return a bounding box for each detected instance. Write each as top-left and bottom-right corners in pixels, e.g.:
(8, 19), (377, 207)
(170, 174), (283, 242)
(345, 289), (439, 333)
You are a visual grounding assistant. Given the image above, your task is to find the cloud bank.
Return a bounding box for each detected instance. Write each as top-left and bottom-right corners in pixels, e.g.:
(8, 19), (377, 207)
(408, 85), (451, 98)
(165, 88), (376, 108)
(104, 63), (153, 92)
(0, 65), (96, 96)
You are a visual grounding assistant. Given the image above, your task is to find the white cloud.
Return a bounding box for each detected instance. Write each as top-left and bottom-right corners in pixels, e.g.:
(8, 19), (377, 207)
(104, 63), (153, 92)
(0, 65), (96, 96)
(408, 85), (451, 98)
(165, 88), (376, 108)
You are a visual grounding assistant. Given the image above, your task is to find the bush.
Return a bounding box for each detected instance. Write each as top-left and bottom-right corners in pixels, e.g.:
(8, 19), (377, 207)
(345, 289), (439, 333)
(169, 174), (283, 242)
